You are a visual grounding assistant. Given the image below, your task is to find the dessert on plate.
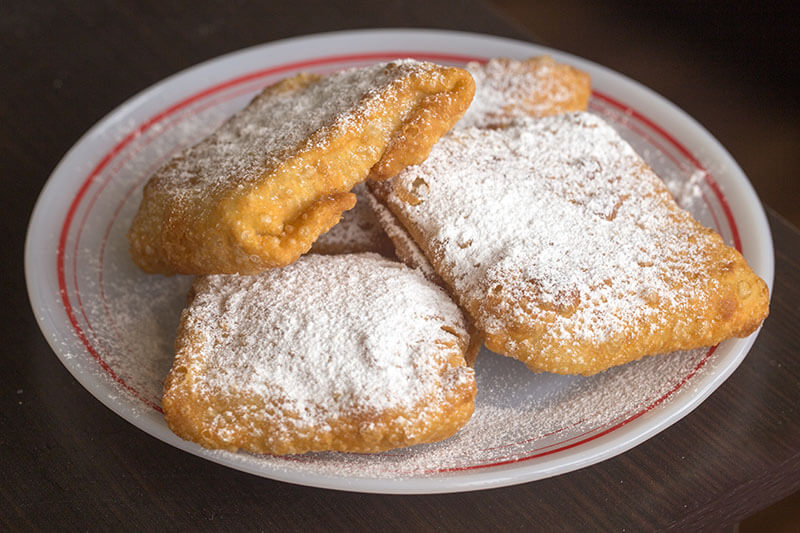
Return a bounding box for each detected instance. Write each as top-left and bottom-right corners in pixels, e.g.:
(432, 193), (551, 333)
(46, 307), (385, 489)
(128, 60), (474, 275)
(369, 112), (769, 375)
(148, 56), (768, 456)
(162, 253), (476, 454)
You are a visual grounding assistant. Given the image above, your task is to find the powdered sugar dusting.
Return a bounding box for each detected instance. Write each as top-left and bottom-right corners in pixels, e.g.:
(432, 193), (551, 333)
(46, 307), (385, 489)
(76, 254), (192, 410)
(386, 113), (717, 362)
(459, 57), (583, 129)
(668, 168), (708, 213)
(181, 253), (471, 428)
(310, 56), (588, 256)
(365, 186), (439, 282)
(200, 346), (709, 478)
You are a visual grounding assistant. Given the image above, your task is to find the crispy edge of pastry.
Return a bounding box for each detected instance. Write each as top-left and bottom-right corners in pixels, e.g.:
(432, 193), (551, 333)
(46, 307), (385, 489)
(477, 226), (771, 375)
(309, 184), (395, 257)
(510, 55), (591, 117)
(459, 56), (591, 129)
(367, 65), (476, 180)
(312, 56), (590, 259)
(163, 342), (476, 455)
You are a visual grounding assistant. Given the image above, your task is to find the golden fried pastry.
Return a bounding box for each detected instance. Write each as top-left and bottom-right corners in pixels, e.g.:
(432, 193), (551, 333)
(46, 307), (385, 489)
(370, 112), (769, 375)
(458, 56), (591, 129)
(367, 55), (591, 264)
(309, 184), (394, 256)
(162, 253), (476, 454)
(128, 60), (475, 275)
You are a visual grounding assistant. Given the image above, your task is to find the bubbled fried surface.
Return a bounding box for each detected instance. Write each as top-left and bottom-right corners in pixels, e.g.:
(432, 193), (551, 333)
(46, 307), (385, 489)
(458, 56), (591, 129)
(309, 56), (590, 258)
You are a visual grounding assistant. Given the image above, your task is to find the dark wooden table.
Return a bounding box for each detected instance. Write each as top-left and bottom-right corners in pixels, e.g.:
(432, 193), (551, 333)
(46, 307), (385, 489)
(3, 2), (799, 530)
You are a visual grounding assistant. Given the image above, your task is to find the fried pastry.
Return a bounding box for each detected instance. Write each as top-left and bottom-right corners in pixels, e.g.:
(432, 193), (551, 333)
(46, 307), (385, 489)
(162, 253), (476, 454)
(365, 185), (439, 282)
(370, 112), (769, 375)
(458, 56), (591, 129)
(128, 60), (474, 275)
(365, 56), (592, 279)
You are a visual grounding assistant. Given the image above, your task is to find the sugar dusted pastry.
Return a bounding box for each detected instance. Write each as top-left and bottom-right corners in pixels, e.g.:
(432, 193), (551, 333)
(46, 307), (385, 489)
(365, 185), (439, 283)
(458, 56), (591, 129)
(128, 60), (474, 275)
(364, 56), (591, 276)
(162, 253), (476, 454)
(370, 112), (769, 375)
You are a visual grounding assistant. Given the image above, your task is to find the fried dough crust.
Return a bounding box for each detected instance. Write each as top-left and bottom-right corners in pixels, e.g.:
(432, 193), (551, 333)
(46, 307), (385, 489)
(128, 61), (474, 275)
(309, 183), (394, 256)
(312, 56), (591, 257)
(365, 187), (482, 367)
(459, 56), (591, 129)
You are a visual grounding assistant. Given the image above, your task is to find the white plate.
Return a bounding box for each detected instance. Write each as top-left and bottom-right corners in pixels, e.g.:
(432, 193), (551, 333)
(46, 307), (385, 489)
(25, 29), (774, 494)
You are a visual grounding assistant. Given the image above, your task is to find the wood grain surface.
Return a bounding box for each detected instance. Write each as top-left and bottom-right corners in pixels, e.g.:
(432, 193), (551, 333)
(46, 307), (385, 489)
(2, 1), (798, 530)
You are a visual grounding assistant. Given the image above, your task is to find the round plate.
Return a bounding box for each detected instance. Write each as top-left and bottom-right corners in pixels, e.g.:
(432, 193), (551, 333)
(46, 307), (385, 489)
(25, 29), (774, 494)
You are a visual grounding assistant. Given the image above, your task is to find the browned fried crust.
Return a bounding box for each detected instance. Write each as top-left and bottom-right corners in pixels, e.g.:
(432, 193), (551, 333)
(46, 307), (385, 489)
(128, 62), (474, 275)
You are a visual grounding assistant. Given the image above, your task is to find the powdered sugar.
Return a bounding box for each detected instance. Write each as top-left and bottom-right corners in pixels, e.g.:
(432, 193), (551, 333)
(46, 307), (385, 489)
(158, 60), (442, 198)
(385, 113), (715, 355)
(459, 57), (586, 129)
(180, 253), (471, 429)
(78, 254), (193, 409)
(201, 346), (709, 478)
(668, 168), (708, 213)
(310, 56), (589, 256)
(365, 186), (439, 282)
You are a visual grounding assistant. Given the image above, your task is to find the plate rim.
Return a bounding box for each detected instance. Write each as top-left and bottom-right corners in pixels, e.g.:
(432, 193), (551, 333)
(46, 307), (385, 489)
(25, 28), (775, 494)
